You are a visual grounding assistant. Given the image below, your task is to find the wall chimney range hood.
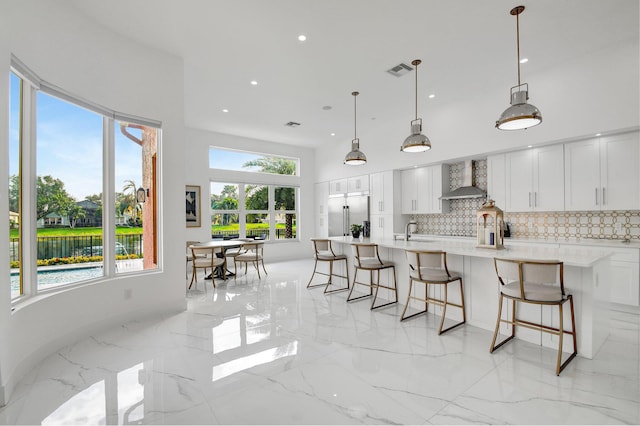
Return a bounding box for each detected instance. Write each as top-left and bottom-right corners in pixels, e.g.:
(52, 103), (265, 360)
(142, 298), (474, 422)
(440, 160), (487, 200)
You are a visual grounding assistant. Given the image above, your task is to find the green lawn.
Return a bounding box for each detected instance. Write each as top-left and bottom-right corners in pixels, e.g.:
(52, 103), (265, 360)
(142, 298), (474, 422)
(9, 226), (142, 238)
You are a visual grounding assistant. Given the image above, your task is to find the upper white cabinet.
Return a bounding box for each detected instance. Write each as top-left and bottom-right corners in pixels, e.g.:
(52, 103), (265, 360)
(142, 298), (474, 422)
(565, 132), (640, 211)
(401, 165), (449, 214)
(506, 145), (564, 212)
(486, 154), (506, 208)
(330, 175), (369, 195)
(370, 171), (394, 215)
(347, 175), (369, 193)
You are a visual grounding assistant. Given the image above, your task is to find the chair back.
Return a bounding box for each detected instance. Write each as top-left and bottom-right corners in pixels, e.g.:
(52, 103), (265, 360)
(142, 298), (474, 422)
(191, 246), (222, 264)
(405, 250), (449, 279)
(187, 240), (199, 256)
(352, 243), (382, 267)
(494, 258), (564, 301)
(241, 242), (264, 260)
(311, 239), (334, 258)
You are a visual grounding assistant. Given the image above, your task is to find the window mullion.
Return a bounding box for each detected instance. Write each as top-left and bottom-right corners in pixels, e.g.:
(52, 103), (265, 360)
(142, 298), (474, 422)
(239, 184), (246, 238)
(21, 82), (37, 296)
(103, 117), (115, 276)
(268, 186), (275, 241)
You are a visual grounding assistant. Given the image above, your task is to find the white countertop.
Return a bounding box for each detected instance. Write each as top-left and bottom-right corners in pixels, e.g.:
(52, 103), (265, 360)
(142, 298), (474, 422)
(330, 236), (613, 267)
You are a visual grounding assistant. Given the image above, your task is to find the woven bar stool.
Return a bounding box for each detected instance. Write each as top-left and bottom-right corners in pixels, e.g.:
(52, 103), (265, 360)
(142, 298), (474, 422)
(346, 243), (397, 310)
(307, 239), (350, 293)
(401, 250), (466, 334)
(490, 258), (577, 376)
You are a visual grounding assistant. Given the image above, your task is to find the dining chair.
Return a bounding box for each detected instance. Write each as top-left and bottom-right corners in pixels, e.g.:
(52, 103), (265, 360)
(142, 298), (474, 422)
(401, 250), (466, 335)
(490, 258), (577, 375)
(346, 243), (397, 310)
(234, 241), (267, 279)
(189, 245), (225, 289)
(186, 240), (200, 279)
(307, 238), (349, 293)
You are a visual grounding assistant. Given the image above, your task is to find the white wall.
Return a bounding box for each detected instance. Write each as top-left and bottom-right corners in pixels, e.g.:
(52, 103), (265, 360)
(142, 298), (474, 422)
(0, 1), (186, 405)
(315, 40), (640, 181)
(184, 127), (315, 262)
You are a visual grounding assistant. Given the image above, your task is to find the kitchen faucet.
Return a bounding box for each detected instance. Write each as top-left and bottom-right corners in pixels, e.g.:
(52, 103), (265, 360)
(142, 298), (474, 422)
(405, 220), (417, 240)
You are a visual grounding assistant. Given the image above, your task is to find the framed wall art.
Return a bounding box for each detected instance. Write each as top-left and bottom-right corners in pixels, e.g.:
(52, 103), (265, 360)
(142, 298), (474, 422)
(185, 185), (201, 227)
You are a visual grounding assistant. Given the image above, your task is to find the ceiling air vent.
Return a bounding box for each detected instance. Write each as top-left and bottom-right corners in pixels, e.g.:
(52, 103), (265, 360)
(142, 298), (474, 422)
(386, 62), (413, 77)
(285, 121), (300, 127)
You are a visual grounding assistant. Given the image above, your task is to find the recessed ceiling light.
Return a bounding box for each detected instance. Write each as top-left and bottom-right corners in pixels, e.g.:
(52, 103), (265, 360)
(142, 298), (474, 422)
(527, 145), (533, 148)
(520, 58), (529, 64)
(222, 109), (229, 113)
(298, 35), (307, 42)
(428, 94), (436, 99)
(330, 132), (336, 136)
(595, 133), (602, 136)
(250, 80), (258, 86)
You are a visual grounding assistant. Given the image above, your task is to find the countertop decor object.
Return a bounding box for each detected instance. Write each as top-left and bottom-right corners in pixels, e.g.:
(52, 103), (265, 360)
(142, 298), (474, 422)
(350, 223), (363, 238)
(495, 5), (542, 130)
(476, 199), (505, 249)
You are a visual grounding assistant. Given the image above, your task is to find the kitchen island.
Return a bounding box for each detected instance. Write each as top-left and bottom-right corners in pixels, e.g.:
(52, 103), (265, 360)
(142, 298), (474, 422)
(329, 236), (613, 359)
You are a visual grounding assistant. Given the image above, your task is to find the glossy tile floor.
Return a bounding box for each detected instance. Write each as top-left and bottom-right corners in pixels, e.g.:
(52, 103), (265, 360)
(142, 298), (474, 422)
(1, 258), (639, 424)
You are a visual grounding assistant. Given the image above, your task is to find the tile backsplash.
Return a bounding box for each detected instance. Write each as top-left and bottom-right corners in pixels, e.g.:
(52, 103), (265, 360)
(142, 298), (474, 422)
(414, 159), (640, 241)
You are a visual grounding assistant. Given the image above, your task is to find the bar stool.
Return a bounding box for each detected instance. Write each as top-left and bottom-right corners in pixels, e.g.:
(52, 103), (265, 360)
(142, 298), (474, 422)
(490, 258), (577, 376)
(346, 243), (397, 310)
(400, 250), (466, 335)
(307, 239), (350, 293)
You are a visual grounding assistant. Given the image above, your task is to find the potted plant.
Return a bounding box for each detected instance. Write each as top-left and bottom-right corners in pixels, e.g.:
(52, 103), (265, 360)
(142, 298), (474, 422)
(350, 224), (363, 239)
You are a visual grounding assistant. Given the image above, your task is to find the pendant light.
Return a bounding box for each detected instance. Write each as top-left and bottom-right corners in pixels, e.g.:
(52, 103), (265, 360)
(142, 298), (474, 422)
(344, 91), (367, 165)
(401, 59), (431, 153)
(496, 5), (542, 130)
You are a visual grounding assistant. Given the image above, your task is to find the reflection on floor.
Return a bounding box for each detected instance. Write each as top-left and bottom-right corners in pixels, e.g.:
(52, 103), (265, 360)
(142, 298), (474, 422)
(1, 259), (639, 424)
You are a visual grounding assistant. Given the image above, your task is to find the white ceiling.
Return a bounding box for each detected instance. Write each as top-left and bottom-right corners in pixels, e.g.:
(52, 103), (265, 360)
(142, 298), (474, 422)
(69, 0), (638, 149)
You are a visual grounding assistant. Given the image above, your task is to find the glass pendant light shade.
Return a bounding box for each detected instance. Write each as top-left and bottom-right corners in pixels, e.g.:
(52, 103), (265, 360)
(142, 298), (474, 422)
(401, 119), (431, 152)
(344, 91), (366, 166)
(401, 59), (432, 152)
(496, 5), (542, 131)
(344, 138), (367, 165)
(496, 85), (542, 130)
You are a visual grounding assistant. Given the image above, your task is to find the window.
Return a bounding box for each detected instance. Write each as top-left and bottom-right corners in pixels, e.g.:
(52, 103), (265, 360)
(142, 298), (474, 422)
(8, 57), (161, 300)
(209, 147), (298, 176)
(210, 183), (298, 240)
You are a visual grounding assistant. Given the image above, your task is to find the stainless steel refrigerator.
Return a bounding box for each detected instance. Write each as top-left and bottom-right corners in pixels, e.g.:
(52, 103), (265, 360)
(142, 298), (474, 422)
(328, 195), (369, 237)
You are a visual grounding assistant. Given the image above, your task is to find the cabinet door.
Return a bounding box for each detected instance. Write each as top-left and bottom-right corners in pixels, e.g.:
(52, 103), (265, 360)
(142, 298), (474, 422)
(600, 132), (640, 210)
(487, 154), (506, 208)
(564, 139), (600, 211)
(425, 164), (449, 214)
(401, 168), (417, 214)
(532, 144), (564, 211)
(314, 182), (329, 237)
(329, 179), (347, 195)
(370, 214), (394, 240)
(610, 260), (640, 306)
(347, 175), (369, 193)
(414, 166), (430, 213)
(505, 150), (533, 212)
(370, 171), (394, 214)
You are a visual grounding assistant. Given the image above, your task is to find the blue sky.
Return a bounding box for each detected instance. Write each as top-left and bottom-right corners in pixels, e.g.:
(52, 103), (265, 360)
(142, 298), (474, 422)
(10, 72), (142, 200)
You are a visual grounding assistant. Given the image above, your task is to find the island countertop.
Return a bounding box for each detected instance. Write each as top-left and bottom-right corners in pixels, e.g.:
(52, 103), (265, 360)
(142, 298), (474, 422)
(329, 236), (612, 267)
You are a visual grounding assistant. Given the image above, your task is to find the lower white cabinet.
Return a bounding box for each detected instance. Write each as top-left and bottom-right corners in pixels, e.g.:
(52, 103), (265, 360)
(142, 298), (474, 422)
(608, 248), (640, 306)
(370, 214), (394, 240)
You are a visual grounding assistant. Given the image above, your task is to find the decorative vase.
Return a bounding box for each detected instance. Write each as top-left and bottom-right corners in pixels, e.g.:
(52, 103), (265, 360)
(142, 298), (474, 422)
(352, 231), (360, 239)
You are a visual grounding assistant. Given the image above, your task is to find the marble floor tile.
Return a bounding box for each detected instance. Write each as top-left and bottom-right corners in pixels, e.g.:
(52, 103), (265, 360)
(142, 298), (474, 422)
(0, 258), (638, 425)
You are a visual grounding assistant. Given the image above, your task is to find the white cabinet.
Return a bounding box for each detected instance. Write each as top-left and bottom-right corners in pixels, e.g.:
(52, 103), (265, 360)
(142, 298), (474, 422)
(347, 175), (369, 193)
(330, 175), (369, 195)
(401, 165), (448, 214)
(329, 179), (347, 195)
(609, 248), (640, 306)
(370, 171), (394, 215)
(315, 182), (329, 237)
(506, 145), (564, 212)
(486, 154), (506, 208)
(370, 214), (394, 239)
(565, 132), (640, 211)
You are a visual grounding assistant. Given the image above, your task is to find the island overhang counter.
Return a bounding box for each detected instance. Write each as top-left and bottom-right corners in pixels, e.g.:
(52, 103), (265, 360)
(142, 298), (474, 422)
(328, 236), (613, 359)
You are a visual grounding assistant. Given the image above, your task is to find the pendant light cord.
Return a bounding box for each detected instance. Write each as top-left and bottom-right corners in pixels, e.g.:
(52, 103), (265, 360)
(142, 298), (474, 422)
(516, 11), (521, 86)
(352, 91), (358, 140)
(414, 61), (418, 120)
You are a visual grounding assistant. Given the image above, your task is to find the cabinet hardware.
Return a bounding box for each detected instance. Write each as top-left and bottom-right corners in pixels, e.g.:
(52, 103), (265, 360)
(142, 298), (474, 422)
(534, 192), (537, 207)
(595, 188), (598, 205)
(529, 192), (532, 207)
(602, 187), (606, 205)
